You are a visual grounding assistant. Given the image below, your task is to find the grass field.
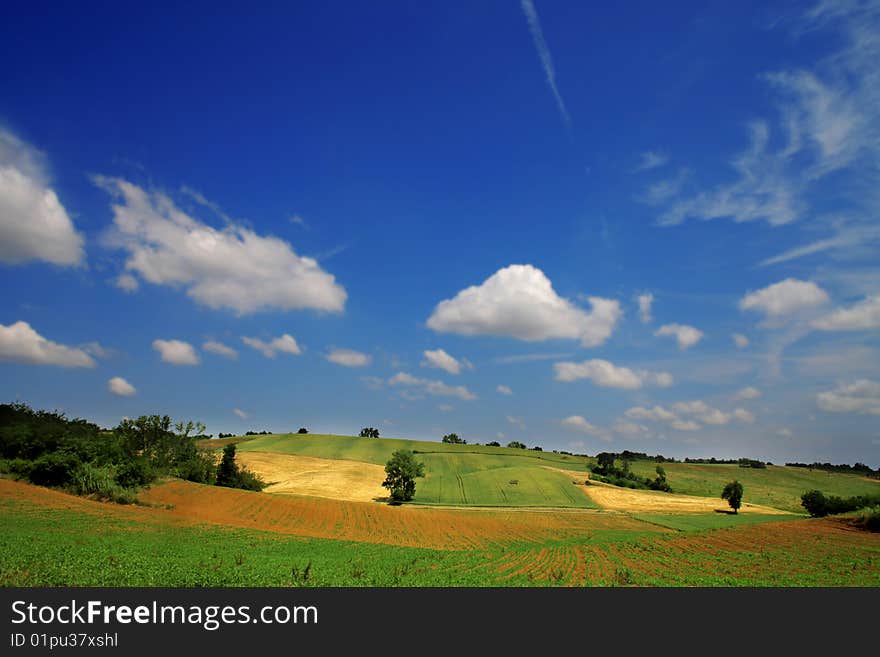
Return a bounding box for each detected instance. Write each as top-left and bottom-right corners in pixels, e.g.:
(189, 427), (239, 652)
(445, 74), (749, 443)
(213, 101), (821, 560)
(4, 433), (879, 587)
(2, 478), (878, 586)
(235, 434), (596, 507)
(232, 433), (880, 513)
(628, 460), (880, 513)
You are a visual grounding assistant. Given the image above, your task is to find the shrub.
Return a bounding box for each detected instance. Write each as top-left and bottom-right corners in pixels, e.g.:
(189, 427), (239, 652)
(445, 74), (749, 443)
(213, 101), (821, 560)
(70, 462), (138, 504)
(28, 452), (82, 487)
(801, 490), (828, 517)
(854, 506), (880, 532)
(115, 458), (155, 488)
(0, 457), (34, 478)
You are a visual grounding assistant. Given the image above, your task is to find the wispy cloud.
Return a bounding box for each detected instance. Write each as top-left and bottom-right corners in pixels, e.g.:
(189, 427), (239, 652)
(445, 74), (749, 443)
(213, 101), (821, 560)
(521, 0), (571, 131)
(648, 3), (880, 236)
(634, 151), (669, 172)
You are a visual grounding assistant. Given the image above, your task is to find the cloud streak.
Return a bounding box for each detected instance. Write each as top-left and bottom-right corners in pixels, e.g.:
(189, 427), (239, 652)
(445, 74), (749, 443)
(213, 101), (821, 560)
(521, 0), (571, 131)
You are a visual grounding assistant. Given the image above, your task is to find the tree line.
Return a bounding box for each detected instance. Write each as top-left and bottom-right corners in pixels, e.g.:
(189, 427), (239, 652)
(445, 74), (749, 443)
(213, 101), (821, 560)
(0, 403), (264, 503)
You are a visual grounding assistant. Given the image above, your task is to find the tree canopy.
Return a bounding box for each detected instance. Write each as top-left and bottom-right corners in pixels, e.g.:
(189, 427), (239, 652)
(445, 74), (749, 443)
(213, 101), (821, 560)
(382, 449), (425, 502)
(721, 480), (744, 514)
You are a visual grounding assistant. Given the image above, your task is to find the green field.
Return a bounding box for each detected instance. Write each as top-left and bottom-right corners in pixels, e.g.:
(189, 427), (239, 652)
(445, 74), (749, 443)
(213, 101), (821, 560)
(628, 460), (880, 513)
(237, 434), (596, 507)
(2, 486), (878, 587)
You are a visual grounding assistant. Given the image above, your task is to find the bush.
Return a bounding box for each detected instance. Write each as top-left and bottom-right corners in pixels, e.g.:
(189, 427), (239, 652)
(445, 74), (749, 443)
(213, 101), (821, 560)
(506, 441), (526, 449)
(28, 452), (82, 487)
(801, 490), (828, 517)
(854, 506), (880, 532)
(0, 457), (34, 478)
(115, 458), (155, 488)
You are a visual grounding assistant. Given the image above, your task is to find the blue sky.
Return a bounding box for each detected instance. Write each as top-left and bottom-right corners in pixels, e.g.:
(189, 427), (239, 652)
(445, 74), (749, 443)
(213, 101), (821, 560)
(1, 1), (879, 466)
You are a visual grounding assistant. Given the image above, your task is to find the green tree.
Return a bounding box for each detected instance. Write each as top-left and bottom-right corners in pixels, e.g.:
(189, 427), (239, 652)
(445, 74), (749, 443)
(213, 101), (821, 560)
(596, 452), (616, 474)
(442, 433), (465, 444)
(721, 480), (744, 514)
(359, 427), (380, 438)
(216, 444), (239, 487)
(801, 490), (828, 517)
(382, 449), (425, 502)
(506, 440), (526, 449)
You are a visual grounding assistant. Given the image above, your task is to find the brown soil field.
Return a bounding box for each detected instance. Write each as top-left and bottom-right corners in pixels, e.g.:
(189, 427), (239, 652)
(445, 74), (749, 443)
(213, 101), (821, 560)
(138, 480), (668, 549)
(236, 452), (387, 502)
(490, 516), (880, 585)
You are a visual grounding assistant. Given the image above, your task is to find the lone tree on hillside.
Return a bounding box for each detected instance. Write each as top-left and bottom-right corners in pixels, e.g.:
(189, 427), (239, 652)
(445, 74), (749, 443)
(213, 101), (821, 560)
(215, 444), (265, 492)
(359, 427), (380, 438)
(442, 433), (465, 444)
(297, 427), (308, 434)
(721, 480), (744, 514)
(506, 440), (527, 449)
(382, 449), (425, 502)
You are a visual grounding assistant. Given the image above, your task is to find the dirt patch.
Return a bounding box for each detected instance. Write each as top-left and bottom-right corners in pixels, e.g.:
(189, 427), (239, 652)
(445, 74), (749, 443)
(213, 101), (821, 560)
(136, 480), (666, 550)
(237, 452), (386, 502)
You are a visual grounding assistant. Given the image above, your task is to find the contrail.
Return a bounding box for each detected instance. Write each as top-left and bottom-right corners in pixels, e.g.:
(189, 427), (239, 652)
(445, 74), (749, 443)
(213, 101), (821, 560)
(521, 0), (572, 131)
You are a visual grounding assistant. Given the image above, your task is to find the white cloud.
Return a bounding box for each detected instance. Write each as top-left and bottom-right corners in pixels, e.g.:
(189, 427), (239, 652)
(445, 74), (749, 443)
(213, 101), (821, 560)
(388, 372), (476, 401)
(612, 420), (651, 437)
(811, 295), (880, 331)
(438, 404), (454, 412)
(778, 427), (794, 438)
(421, 348), (470, 375)
(671, 419), (701, 432)
(203, 340), (238, 359)
(634, 151), (669, 172)
(152, 339), (200, 365)
(497, 385), (513, 395)
(242, 334), (301, 358)
(657, 122), (804, 227)
(233, 408), (248, 420)
(653, 2), (880, 236)
(0, 129), (84, 266)
(734, 386), (762, 401)
(494, 352), (574, 364)
(560, 415), (608, 439)
(327, 348), (371, 367)
(673, 400), (731, 426)
(115, 273), (139, 293)
(739, 278), (829, 318)
(655, 323), (704, 350)
(554, 358), (673, 389)
(733, 408), (756, 423)
(0, 321), (96, 367)
(732, 333), (750, 348)
(95, 177), (346, 315)
(816, 379), (880, 416)
(759, 224), (880, 267)
(520, 0), (571, 130)
(506, 415), (525, 430)
(637, 293), (654, 323)
(108, 376), (136, 397)
(625, 406), (677, 423)
(361, 376), (385, 391)
(427, 265), (621, 347)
